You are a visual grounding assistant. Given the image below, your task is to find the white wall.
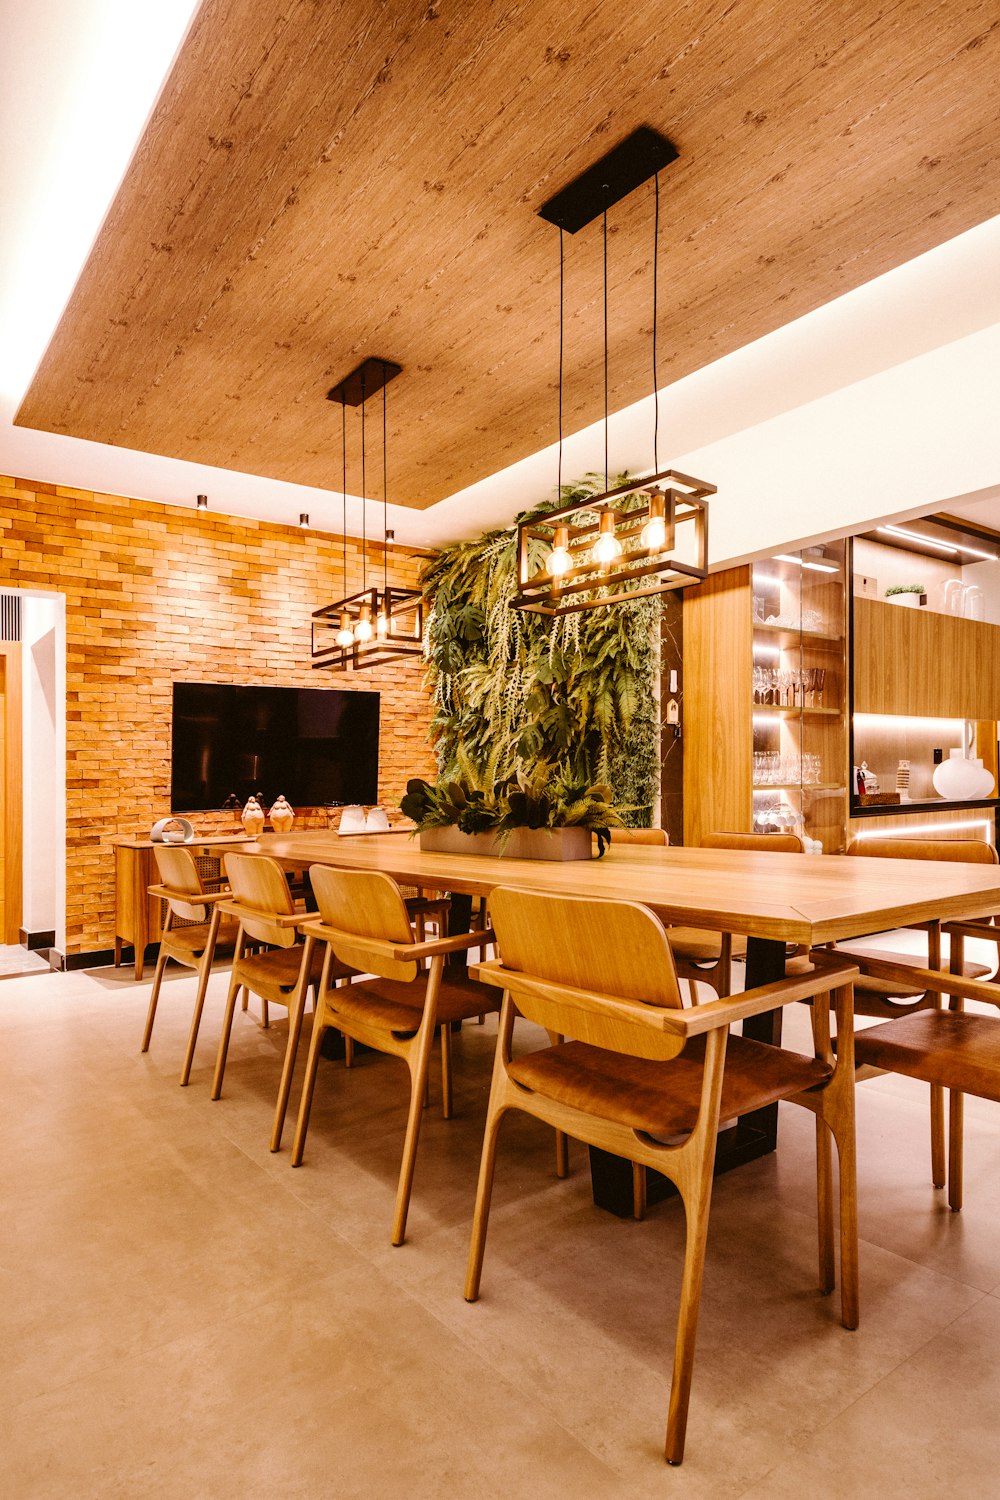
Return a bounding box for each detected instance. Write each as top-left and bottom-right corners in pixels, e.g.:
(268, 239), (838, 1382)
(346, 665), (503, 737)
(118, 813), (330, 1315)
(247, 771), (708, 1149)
(20, 590), (66, 947)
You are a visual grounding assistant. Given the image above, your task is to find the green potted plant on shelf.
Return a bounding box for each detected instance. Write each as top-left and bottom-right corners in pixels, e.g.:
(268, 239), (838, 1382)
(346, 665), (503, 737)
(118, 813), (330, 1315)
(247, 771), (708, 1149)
(399, 762), (625, 860)
(884, 583), (927, 608)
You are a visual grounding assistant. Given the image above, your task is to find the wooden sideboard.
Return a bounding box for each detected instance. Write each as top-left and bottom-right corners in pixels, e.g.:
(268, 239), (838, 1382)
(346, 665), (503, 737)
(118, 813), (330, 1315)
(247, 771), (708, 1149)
(110, 835), (252, 979)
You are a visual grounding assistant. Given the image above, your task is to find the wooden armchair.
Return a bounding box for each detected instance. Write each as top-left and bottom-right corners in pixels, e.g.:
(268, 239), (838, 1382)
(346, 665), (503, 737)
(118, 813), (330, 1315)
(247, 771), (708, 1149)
(464, 886), (859, 1466)
(852, 954), (1000, 1212)
(668, 831), (804, 998)
(141, 845), (238, 1086)
(290, 865), (500, 1246)
(210, 852), (354, 1152)
(830, 838), (996, 1191)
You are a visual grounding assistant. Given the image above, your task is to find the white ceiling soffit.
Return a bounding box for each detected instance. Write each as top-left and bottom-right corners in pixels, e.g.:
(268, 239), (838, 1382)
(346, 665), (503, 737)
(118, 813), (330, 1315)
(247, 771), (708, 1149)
(1, 0), (1000, 557)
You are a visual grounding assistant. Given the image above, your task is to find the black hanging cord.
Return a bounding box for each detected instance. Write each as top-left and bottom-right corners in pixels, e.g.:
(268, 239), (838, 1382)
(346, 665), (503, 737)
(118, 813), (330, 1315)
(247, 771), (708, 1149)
(382, 360), (388, 602)
(653, 171), (660, 472)
(360, 375), (367, 592)
(341, 398), (348, 596)
(603, 209), (609, 492)
(557, 227), (564, 500)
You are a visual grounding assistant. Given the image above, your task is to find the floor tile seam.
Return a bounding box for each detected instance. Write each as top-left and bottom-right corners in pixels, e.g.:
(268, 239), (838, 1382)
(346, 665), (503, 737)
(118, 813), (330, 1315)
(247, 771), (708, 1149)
(731, 1284), (994, 1499)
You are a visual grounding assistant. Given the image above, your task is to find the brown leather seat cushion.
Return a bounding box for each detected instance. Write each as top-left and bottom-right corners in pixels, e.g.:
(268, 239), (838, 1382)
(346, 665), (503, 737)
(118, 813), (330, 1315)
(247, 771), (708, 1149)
(668, 927), (748, 963)
(235, 942), (343, 992)
(507, 1035), (830, 1136)
(163, 918), (240, 960)
(854, 1010), (1000, 1102)
(327, 972), (499, 1034)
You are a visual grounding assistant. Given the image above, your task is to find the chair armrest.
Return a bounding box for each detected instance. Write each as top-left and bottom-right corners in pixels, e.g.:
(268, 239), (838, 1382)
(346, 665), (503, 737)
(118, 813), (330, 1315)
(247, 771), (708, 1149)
(147, 884), (231, 904)
(666, 960), (859, 1038)
(467, 957), (859, 1039)
(217, 901), (308, 928)
(942, 918), (1000, 943)
(298, 920), (494, 961)
(848, 955), (1000, 1009)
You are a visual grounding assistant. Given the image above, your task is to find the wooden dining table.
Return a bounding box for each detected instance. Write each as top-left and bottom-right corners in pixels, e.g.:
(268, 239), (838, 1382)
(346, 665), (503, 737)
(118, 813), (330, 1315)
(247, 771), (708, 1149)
(206, 830), (1000, 1213)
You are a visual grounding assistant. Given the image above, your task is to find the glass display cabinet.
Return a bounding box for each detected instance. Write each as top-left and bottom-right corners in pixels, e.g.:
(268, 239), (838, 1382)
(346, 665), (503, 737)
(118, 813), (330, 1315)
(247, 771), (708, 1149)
(750, 540), (848, 852)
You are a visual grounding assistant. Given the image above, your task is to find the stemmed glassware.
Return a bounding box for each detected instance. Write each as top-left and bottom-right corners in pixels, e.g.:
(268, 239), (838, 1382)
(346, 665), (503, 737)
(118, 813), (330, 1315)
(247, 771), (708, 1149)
(752, 664), (827, 707)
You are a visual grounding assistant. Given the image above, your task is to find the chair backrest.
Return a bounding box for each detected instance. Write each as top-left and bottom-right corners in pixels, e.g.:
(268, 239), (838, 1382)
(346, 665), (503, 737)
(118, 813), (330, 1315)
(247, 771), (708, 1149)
(153, 845), (209, 922)
(702, 831), (804, 853)
(223, 852), (298, 947)
(486, 886), (685, 1061)
(611, 827), (669, 846)
(309, 865), (418, 982)
(846, 837), (998, 864)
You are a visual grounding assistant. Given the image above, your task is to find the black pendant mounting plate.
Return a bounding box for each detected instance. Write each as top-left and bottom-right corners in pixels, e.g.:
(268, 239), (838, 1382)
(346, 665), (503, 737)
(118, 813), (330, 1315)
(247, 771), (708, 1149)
(327, 358), (402, 406)
(538, 126), (679, 234)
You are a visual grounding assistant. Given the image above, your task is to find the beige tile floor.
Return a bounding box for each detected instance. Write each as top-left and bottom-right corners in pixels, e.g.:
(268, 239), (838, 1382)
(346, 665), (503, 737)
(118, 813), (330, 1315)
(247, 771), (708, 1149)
(3, 960), (1000, 1499)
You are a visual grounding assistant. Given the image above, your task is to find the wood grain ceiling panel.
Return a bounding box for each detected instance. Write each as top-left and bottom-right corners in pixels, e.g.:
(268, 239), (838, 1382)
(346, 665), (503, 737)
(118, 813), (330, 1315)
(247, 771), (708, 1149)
(16, 0), (1000, 507)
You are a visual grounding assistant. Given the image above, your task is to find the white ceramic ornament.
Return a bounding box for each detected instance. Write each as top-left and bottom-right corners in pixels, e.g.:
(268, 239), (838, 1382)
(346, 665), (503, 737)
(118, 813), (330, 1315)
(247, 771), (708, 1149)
(241, 795), (265, 836)
(268, 795), (295, 832)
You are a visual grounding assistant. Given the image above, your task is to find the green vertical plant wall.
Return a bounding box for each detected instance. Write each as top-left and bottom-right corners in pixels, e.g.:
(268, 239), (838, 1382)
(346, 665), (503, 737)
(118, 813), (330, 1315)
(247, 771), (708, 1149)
(421, 475), (661, 825)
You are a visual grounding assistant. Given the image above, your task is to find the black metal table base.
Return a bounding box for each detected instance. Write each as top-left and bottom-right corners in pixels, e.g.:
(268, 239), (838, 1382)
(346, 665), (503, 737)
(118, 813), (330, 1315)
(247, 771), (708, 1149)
(589, 935), (788, 1217)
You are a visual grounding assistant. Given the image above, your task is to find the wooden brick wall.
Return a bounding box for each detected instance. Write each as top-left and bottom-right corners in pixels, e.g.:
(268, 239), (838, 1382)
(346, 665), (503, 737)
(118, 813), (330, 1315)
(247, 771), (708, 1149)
(0, 475), (437, 957)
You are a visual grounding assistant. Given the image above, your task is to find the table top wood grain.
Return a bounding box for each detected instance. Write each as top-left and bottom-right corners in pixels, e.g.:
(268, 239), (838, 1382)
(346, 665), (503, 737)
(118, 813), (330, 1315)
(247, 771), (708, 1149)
(201, 833), (1000, 946)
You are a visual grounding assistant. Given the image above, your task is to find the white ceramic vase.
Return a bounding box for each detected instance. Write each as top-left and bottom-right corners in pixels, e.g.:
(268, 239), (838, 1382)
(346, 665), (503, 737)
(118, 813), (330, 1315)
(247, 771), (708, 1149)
(932, 750), (995, 801)
(337, 804), (367, 835)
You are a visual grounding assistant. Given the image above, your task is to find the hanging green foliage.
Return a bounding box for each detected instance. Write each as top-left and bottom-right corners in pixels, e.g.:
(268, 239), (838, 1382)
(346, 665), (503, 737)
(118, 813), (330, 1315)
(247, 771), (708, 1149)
(421, 474), (661, 825)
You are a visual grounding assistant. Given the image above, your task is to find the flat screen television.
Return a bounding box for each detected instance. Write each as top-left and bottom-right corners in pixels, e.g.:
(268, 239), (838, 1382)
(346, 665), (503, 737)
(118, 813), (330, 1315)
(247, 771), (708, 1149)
(171, 682), (380, 812)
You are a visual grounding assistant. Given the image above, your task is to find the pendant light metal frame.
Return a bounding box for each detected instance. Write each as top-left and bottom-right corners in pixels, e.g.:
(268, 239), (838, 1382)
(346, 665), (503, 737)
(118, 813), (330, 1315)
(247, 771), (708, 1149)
(515, 137), (713, 618)
(313, 357), (423, 671)
(512, 469), (713, 617)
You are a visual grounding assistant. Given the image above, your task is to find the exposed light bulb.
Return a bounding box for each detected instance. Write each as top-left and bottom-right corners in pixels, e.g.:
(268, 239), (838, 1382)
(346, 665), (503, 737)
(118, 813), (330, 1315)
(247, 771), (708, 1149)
(546, 526), (571, 578)
(335, 611), (354, 648)
(375, 610), (389, 638)
(592, 511), (622, 566)
(640, 491), (673, 552)
(354, 604), (373, 642)
(640, 514), (666, 549)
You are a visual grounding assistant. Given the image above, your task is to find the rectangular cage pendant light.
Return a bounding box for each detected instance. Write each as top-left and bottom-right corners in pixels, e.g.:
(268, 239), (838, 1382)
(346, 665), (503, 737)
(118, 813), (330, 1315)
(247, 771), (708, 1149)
(312, 585), (424, 672)
(512, 470), (713, 617)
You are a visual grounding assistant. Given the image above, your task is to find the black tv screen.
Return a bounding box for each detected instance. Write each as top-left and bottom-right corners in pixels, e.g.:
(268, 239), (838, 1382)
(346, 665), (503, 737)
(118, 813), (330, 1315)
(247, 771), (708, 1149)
(171, 682), (380, 812)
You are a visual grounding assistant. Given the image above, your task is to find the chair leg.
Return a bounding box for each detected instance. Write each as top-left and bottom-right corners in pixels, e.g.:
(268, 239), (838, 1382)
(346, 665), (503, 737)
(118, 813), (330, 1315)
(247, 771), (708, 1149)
(344, 1034), (355, 1069)
(210, 966), (245, 1100)
(241, 986), (249, 1012)
(440, 1021), (453, 1120)
(632, 1162), (647, 1221)
(664, 1172), (716, 1466)
(545, 1030), (568, 1178)
(261, 996), (270, 1029)
(270, 937), (315, 1153)
(948, 1089), (965, 1212)
(291, 1010), (329, 1168)
(465, 1004), (515, 1301)
(930, 1083), (946, 1188)
(834, 1109), (859, 1331)
(141, 950), (169, 1053)
(180, 908), (222, 1086)
(393, 1019), (439, 1247)
(815, 1116), (835, 1295)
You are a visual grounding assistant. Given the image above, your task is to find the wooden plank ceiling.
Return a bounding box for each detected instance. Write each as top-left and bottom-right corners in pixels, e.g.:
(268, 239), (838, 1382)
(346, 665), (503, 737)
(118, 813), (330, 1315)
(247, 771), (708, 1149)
(16, 0), (1000, 508)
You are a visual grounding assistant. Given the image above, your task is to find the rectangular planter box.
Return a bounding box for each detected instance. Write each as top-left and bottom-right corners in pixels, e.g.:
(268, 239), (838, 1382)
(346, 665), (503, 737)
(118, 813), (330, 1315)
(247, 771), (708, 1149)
(418, 826), (592, 862)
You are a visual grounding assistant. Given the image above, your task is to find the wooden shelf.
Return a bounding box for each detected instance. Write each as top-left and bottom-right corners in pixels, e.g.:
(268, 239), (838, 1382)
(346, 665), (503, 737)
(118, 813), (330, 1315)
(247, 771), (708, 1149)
(754, 782), (845, 792)
(752, 704), (840, 717)
(752, 623), (843, 645)
(850, 796), (1000, 820)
